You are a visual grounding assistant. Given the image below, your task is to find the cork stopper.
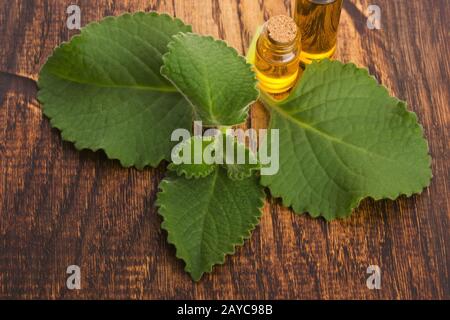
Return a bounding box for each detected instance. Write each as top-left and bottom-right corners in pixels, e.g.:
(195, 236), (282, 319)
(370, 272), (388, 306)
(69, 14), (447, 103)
(266, 15), (298, 44)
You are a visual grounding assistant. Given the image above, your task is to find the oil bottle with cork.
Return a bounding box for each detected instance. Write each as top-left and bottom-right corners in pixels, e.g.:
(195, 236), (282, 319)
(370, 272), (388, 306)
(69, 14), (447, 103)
(254, 15), (302, 97)
(253, 1), (343, 96)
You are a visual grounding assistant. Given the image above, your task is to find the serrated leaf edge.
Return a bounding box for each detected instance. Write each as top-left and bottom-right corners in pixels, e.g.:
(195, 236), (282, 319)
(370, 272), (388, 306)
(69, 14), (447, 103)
(37, 12), (193, 169)
(167, 162), (217, 179)
(261, 60), (432, 221)
(156, 169), (266, 281)
(161, 32), (259, 126)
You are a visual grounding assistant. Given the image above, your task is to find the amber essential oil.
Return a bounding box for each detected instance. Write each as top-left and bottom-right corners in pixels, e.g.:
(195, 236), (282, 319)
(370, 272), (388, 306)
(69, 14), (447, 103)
(254, 15), (301, 95)
(294, 0), (343, 64)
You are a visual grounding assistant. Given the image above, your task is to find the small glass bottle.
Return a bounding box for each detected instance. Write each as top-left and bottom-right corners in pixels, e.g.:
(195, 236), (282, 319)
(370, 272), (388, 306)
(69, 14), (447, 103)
(294, 0), (343, 64)
(254, 15), (301, 95)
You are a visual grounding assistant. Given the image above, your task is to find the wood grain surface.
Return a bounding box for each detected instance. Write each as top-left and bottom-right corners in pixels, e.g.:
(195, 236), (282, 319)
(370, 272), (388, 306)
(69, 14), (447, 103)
(0, 0), (449, 299)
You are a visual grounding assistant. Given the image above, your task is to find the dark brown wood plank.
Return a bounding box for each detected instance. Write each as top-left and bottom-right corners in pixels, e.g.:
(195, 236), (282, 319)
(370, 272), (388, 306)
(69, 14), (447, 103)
(0, 0), (448, 299)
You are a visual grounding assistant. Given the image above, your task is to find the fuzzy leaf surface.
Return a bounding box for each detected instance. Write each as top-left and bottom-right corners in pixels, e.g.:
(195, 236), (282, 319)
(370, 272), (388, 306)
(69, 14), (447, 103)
(162, 33), (258, 126)
(261, 60), (432, 220)
(157, 168), (265, 280)
(38, 12), (193, 168)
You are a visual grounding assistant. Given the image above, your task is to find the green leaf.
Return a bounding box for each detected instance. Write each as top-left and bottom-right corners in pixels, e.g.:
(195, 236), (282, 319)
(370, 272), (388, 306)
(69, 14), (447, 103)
(161, 33), (258, 126)
(157, 168), (265, 281)
(221, 134), (260, 180)
(168, 133), (260, 180)
(38, 12), (193, 169)
(261, 59), (432, 220)
(168, 136), (217, 178)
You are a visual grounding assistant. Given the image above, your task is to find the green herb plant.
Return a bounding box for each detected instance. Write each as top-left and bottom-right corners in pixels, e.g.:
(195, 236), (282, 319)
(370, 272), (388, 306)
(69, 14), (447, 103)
(38, 12), (432, 280)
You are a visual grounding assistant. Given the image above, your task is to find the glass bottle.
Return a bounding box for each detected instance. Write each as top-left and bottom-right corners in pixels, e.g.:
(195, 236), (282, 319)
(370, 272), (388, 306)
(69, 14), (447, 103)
(254, 15), (302, 95)
(294, 0), (343, 64)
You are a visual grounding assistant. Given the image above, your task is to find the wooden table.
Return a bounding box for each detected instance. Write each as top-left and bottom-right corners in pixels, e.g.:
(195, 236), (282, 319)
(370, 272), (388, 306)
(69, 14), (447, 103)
(0, 0), (448, 299)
